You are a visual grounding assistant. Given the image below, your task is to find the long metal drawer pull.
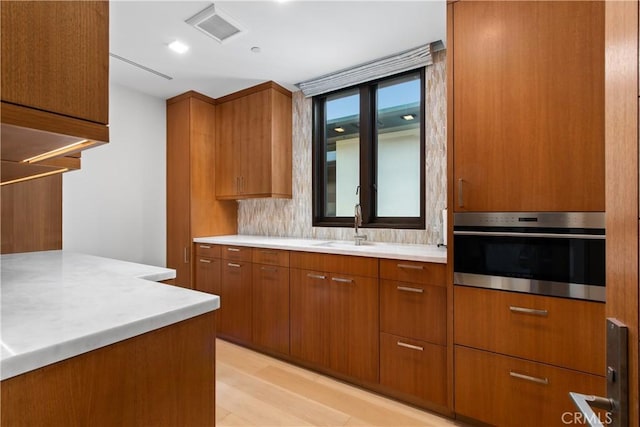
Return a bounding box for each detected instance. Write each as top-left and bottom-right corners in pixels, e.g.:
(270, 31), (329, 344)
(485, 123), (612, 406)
(397, 264), (424, 270)
(397, 286), (424, 293)
(509, 371), (549, 385)
(199, 259), (212, 264)
(397, 341), (424, 352)
(260, 250), (278, 255)
(458, 178), (464, 208)
(332, 277), (353, 283)
(307, 273), (326, 280)
(183, 247), (189, 263)
(227, 247), (241, 252)
(227, 263), (241, 268)
(199, 245), (211, 249)
(260, 266), (278, 272)
(509, 306), (549, 317)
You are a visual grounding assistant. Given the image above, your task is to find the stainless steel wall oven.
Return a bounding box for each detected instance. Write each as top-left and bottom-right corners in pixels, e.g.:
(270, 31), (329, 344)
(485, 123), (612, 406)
(453, 212), (605, 302)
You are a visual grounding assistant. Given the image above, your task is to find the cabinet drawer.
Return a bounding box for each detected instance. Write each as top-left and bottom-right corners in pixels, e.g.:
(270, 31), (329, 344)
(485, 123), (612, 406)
(252, 248), (290, 267)
(194, 243), (221, 259)
(454, 286), (605, 375)
(380, 333), (447, 407)
(221, 245), (252, 262)
(290, 252), (378, 278)
(380, 280), (445, 345)
(455, 346), (606, 427)
(380, 259), (445, 286)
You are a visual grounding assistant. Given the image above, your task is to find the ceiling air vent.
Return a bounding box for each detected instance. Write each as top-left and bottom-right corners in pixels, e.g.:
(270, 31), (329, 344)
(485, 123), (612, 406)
(186, 4), (245, 44)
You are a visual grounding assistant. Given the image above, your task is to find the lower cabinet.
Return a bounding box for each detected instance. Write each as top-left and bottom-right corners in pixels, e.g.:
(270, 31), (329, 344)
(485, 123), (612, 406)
(219, 259), (252, 342)
(455, 346), (606, 427)
(252, 260), (290, 355)
(290, 267), (379, 383)
(380, 332), (447, 407)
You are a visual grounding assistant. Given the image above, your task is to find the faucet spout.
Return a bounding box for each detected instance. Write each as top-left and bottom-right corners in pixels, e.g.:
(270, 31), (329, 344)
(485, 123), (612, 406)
(354, 203), (367, 245)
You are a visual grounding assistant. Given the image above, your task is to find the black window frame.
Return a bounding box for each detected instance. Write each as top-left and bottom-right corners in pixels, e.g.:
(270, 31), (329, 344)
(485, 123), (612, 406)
(312, 69), (426, 230)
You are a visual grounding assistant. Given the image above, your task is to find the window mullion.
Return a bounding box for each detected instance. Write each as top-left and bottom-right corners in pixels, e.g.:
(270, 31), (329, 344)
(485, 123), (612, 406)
(359, 86), (373, 225)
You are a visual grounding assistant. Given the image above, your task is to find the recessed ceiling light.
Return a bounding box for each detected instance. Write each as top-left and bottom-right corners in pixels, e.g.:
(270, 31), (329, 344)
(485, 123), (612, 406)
(251, 46), (261, 53)
(168, 40), (189, 54)
(334, 127), (345, 133)
(402, 114), (415, 121)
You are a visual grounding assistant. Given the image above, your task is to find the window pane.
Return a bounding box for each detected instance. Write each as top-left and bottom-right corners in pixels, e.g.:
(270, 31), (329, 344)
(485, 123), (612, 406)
(325, 90), (359, 217)
(375, 74), (421, 217)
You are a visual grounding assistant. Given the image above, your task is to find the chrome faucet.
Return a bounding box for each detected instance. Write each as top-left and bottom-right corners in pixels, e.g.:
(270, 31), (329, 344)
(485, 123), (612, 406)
(354, 203), (367, 246)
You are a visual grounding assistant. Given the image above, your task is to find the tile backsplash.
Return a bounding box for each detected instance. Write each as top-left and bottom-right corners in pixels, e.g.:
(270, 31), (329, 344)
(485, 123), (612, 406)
(238, 50), (447, 245)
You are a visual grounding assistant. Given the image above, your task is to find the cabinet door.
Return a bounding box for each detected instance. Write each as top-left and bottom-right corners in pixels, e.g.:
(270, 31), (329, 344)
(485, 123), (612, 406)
(1, 1), (108, 124)
(194, 257), (221, 295)
(290, 268), (379, 383)
(219, 261), (252, 342)
(452, 1), (604, 212)
(215, 100), (240, 198)
(238, 90), (272, 197)
(252, 264), (289, 355)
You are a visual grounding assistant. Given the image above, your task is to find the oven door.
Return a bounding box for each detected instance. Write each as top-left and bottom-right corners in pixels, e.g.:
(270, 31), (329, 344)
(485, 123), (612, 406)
(453, 231), (605, 302)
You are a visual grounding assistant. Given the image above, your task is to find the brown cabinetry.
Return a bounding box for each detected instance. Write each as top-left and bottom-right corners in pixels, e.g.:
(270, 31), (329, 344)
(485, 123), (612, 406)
(1, 1), (110, 185)
(166, 92), (237, 288)
(450, 1), (604, 212)
(215, 82), (292, 200)
(252, 248), (290, 355)
(219, 247), (252, 343)
(454, 286), (606, 426)
(379, 260), (447, 407)
(290, 253), (379, 383)
(194, 244), (221, 295)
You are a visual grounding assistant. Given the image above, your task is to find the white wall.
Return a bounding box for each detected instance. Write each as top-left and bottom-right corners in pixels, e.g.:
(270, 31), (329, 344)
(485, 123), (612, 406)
(63, 83), (166, 267)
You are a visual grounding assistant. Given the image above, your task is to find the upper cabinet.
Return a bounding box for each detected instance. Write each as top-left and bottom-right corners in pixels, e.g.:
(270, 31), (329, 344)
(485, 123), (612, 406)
(215, 82), (292, 200)
(1, 1), (109, 185)
(451, 1), (604, 212)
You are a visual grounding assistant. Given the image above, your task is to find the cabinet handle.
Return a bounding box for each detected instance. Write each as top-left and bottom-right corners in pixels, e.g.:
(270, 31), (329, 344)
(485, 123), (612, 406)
(227, 263), (241, 268)
(183, 247), (189, 264)
(332, 277), (353, 283)
(397, 341), (424, 352)
(199, 244), (211, 249)
(260, 250), (278, 255)
(458, 178), (464, 208)
(227, 247), (241, 252)
(236, 177), (240, 194)
(397, 263), (423, 270)
(260, 266), (278, 272)
(397, 285), (424, 293)
(509, 306), (549, 317)
(241, 176), (245, 193)
(199, 259), (212, 264)
(307, 273), (326, 280)
(509, 371), (549, 385)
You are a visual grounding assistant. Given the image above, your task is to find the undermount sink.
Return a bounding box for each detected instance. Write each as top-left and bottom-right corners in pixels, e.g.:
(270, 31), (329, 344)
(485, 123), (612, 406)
(313, 240), (380, 248)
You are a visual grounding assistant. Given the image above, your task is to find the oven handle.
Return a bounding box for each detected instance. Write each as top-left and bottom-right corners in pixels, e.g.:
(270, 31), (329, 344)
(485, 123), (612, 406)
(453, 231), (604, 239)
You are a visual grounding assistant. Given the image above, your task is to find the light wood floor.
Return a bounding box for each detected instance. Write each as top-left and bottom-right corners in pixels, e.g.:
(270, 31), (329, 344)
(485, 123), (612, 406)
(216, 339), (469, 427)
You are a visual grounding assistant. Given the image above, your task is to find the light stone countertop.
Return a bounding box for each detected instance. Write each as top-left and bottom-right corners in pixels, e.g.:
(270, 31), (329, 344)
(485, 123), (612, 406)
(1, 250), (219, 380)
(194, 235), (447, 263)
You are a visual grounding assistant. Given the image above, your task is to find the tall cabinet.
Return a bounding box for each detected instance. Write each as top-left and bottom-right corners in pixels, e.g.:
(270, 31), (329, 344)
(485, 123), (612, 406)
(166, 92), (237, 288)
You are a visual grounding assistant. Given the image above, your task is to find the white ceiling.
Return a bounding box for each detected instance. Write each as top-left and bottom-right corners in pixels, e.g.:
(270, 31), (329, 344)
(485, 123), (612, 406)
(109, 0), (446, 100)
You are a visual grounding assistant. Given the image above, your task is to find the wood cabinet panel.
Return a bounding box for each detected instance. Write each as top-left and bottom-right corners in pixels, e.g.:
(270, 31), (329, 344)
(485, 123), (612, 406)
(215, 82), (292, 200)
(252, 248), (290, 267)
(195, 243), (221, 259)
(194, 256), (221, 296)
(1, 175), (62, 254)
(379, 259), (445, 287)
(290, 252), (378, 278)
(454, 286), (605, 375)
(452, 1), (604, 212)
(221, 245), (253, 262)
(252, 263), (290, 355)
(1, 312), (216, 427)
(1, 1), (108, 124)
(380, 333), (446, 407)
(218, 261), (252, 343)
(380, 280), (446, 345)
(454, 346), (606, 427)
(290, 268), (379, 383)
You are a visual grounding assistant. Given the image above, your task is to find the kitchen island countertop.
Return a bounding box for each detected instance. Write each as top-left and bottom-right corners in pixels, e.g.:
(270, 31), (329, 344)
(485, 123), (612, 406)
(1, 250), (219, 380)
(194, 235), (447, 263)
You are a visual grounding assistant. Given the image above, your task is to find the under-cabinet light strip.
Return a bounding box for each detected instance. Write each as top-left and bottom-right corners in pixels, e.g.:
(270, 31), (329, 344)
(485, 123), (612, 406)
(1, 168), (69, 186)
(21, 140), (93, 164)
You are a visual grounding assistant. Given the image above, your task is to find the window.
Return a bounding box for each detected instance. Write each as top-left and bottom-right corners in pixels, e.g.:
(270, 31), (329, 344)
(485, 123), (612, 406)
(312, 70), (425, 229)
